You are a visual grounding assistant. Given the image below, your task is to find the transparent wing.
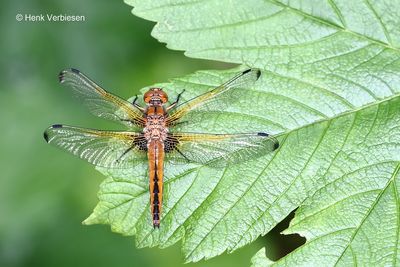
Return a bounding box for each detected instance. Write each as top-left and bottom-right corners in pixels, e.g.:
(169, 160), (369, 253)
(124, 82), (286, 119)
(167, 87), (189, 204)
(59, 68), (145, 128)
(167, 69), (261, 126)
(44, 124), (147, 168)
(164, 131), (278, 166)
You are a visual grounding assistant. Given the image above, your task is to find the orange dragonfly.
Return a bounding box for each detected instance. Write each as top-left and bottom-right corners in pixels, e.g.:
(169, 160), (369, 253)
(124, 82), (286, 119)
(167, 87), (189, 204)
(44, 68), (279, 228)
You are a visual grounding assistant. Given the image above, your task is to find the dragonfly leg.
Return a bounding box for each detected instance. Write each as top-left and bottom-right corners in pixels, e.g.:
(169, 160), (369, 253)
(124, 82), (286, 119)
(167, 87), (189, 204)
(131, 95), (145, 112)
(132, 95), (138, 105)
(166, 89), (185, 111)
(175, 147), (190, 162)
(166, 117), (189, 127)
(116, 146), (134, 164)
(172, 121), (188, 126)
(119, 118), (146, 127)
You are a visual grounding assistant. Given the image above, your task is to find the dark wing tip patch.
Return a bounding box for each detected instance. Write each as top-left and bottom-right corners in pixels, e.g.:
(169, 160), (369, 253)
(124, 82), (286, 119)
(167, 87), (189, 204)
(258, 132), (279, 150)
(59, 68), (80, 83)
(43, 131), (49, 142)
(44, 124), (63, 142)
(70, 68), (80, 74)
(242, 69), (251, 74)
(242, 68), (261, 80)
(58, 70), (65, 83)
(274, 141), (279, 150)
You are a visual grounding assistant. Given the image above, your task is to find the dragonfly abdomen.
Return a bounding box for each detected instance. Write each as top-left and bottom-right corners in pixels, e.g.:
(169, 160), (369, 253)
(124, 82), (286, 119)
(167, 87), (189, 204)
(148, 140), (164, 228)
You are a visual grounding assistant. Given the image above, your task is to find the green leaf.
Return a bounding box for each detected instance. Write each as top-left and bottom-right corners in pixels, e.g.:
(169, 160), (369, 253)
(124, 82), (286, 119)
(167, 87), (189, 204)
(83, 0), (400, 264)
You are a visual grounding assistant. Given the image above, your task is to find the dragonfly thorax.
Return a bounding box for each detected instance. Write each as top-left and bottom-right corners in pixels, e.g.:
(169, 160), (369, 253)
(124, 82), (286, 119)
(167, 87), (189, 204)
(144, 114), (168, 141)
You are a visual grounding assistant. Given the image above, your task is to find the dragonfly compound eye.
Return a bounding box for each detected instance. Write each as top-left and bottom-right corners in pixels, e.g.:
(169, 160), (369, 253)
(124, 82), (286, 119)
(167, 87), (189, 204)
(144, 88), (168, 103)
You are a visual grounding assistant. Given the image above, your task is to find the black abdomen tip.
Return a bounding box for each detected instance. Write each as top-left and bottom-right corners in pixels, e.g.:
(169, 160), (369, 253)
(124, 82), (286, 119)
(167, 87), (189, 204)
(255, 69), (261, 79)
(257, 132), (269, 137)
(153, 213), (160, 228)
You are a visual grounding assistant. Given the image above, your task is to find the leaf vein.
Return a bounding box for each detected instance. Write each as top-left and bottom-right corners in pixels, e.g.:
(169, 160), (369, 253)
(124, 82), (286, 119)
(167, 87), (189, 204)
(327, 0), (346, 27)
(234, 119), (333, 248)
(334, 162), (400, 266)
(263, 69), (356, 109)
(183, 166), (230, 261)
(363, 0), (393, 45)
(392, 176), (399, 266)
(186, 135), (287, 259)
(157, 8), (286, 34)
(267, 0), (399, 51)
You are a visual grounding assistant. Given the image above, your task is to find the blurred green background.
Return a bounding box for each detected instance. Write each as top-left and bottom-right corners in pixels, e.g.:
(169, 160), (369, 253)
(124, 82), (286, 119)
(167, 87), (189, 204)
(0, 1), (302, 266)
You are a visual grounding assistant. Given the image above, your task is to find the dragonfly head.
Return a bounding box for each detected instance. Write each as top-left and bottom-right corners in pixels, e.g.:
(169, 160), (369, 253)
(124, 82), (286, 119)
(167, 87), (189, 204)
(144, 88), (168, 105)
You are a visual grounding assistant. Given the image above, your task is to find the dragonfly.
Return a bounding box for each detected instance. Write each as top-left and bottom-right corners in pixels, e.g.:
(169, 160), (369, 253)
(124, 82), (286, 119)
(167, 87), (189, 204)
(43, 68), (279, 228)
